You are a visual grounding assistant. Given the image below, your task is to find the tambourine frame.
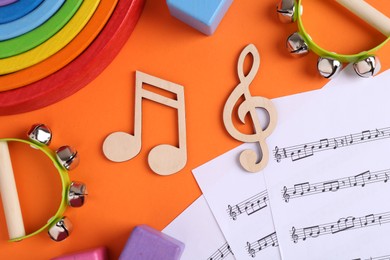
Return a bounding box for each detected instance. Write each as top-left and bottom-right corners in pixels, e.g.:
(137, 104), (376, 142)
(0, 138), (70, 242)
(295, 0), (390, 63)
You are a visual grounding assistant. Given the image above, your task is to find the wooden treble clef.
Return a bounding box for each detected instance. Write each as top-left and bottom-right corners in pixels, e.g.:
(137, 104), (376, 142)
(223, 44), (277, 173)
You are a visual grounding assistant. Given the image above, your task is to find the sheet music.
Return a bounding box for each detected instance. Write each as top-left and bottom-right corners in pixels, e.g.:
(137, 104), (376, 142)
(162, 196), (236, 260)
(192, 78), (341, 259)
(193, 143), (281, 260)
(264, 69), (390, 259)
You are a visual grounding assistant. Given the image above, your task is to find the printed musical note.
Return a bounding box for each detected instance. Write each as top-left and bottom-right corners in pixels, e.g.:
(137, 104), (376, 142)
(302, 225), (321, 240)
(330, 216), (355, 234)
(293, 182), (311, 196)
(348, 134), (354, 145)
(322, 181), (340, 192)
(102, 71), (187, 176)
(332, 138), (339, 149)
(290, 211), (390, 243)
(226, 190), (268, 220)
(207, 242), (234, 260)
(223, 44), (277, 172)
(291, 144), (314, 161)
(353, 170), (371, 187)
(282, 168), (390, 202)
(318, 139), (330, 149)
(273, 127), (390, 163)
(363, 214), (376, 226)
(246, 232), (278, 257)
(361, 130), (372, 140)
(227, 245), (234, 255)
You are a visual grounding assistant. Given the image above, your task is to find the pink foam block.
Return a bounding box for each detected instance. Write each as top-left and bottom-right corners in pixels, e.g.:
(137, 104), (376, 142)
(119, 225), (185, 260)
(51, 246), (108, 260)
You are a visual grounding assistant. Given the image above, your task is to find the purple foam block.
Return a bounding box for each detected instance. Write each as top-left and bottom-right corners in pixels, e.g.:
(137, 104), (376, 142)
(119, 225), (185, 260)
(51, 246), (108, 260)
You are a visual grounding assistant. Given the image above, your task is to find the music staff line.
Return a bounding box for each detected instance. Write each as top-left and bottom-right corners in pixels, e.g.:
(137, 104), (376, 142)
(353, 254), (390, 260)
(290, 211), (390, 243)
(282, 168), (390, 202)
(274, 127), (390, 163)
(227, 190), (268, 220)
(207, 242), (234, 260)
(246, 232), (278, 258)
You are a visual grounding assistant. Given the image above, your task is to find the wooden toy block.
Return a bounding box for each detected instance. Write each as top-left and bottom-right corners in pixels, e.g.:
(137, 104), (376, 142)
(0, 0), (117, 91)
(0, 0), (145, 115)
(0, 0), (100, 74)
(166, 0), (233, 35)
(119, 225), (185, 260)
(51, 247), (108, 260)
(0, 0), (65, 41)
(0, 0), (82, 58)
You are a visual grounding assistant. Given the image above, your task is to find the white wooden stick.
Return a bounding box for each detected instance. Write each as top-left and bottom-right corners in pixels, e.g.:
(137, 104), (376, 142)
(336, 0), (390, 37)
(0, 141), (25, 240)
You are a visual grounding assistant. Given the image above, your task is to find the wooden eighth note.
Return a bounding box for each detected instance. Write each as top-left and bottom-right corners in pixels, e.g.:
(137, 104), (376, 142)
(223, 44), (277, 173)
(102, 71), (187, 176)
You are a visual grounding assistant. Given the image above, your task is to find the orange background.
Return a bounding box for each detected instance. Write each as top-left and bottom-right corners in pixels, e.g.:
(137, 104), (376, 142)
(0, 0), (389, 259)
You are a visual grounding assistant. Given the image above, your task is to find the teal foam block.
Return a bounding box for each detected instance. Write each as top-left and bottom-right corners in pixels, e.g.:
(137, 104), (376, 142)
(166, 0), (233, 35)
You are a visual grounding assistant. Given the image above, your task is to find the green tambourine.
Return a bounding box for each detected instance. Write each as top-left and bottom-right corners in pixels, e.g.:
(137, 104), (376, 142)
(0, 124), (87, 242)
(277, 0), (390, 78)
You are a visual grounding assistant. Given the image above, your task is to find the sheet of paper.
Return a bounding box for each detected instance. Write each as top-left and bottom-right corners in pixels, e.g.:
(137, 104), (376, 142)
(193, 143), (281, 260)
(163, 196), (236, 260)
(191, 67), (388, 260)
(264, 70), (390, 260)
(192, 82), (339, 259)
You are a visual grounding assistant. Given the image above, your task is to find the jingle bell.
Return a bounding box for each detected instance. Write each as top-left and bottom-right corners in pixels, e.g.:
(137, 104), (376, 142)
(68, 181), (87, 207)
(286, 32), (309, 56)
(27, 124), (52, 146)
(317, 57), (342, 79)
(48, 217), (73, 242)
(56, 146), (79, 170)
(276, 0), (296, 23)
(353, 56), (381, 78)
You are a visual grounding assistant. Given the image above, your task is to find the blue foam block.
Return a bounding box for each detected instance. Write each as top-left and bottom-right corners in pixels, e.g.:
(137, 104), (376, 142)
(166, 0), (233, 35)
(119, 225), (184, 260)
